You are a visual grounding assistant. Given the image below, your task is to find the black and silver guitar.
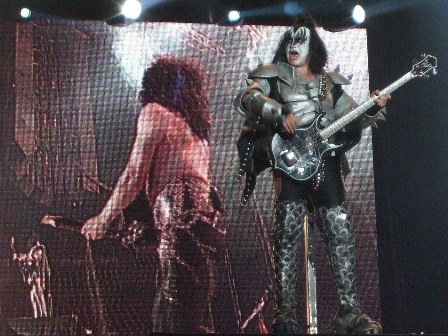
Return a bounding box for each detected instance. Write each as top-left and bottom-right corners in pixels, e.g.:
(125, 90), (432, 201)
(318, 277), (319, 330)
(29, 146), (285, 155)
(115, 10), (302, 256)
(271, 54), (438, 182)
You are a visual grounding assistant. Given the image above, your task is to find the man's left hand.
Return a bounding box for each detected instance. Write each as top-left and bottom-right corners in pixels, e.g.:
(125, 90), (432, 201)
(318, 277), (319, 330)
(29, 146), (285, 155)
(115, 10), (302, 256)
(372, 89), (391, 108)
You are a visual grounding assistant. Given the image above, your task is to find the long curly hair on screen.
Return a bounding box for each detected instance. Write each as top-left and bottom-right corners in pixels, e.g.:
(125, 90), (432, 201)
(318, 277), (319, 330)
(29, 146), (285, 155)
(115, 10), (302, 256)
(272, 13), (328, 74)
(139, 56), (210, 141)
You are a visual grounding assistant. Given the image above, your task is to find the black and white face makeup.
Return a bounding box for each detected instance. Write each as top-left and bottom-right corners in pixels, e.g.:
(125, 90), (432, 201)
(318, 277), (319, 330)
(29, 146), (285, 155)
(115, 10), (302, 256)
(286, 27), (311, 67)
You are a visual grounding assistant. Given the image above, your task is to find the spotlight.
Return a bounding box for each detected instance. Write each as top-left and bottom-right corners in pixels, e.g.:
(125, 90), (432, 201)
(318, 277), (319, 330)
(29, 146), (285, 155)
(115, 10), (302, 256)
(352, 4), (365, 24)
(227, 10), (241, 24)
(20, 8), (32, 19)
(121, 0), (142, 20)
(283, 1), (300, 16)
(210, 6), (244, 26)
(321, 1), (367, 31)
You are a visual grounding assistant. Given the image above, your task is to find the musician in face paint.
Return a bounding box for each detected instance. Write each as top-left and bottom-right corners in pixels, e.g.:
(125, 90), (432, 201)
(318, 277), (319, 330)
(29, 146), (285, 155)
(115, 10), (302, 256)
(286, 27), (311, 67)
(234, 14), (390, 334)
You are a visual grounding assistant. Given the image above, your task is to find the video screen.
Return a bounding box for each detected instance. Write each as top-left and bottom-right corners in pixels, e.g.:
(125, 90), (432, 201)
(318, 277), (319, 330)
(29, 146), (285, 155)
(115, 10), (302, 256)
(0, 20), (380, 334)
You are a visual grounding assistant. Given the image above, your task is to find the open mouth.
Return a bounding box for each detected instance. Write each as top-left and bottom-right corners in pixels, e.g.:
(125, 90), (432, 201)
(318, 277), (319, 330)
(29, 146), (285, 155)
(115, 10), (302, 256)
(289, 50), (299, 60)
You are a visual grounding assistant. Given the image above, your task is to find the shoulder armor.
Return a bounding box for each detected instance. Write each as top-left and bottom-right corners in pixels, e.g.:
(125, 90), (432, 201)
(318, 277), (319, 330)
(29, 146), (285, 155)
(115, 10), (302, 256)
(248, 63), (280, 78)
(248, 62), (294, 87)
(325, 71), (352, 85)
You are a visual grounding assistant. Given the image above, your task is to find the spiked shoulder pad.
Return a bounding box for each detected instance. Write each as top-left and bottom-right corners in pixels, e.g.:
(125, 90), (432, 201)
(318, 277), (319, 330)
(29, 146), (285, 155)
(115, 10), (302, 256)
(248, 63), (281, 79)
(248, 62), (294, 87)
(326, 71), (352, 85)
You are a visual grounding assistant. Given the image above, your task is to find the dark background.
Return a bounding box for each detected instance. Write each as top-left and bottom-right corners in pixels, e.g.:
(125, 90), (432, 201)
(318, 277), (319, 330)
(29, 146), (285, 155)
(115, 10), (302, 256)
(367, 1), (448, 334)
(0, 0), (447, 334)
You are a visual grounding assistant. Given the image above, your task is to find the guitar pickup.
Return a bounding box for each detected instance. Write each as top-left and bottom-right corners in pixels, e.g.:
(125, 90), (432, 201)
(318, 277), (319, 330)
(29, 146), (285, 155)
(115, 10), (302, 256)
(280, 150), (297, 167)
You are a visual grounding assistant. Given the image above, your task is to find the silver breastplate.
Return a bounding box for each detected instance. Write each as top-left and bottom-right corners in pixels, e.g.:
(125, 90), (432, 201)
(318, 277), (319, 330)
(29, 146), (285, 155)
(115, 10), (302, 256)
(279, 76), (320, 126)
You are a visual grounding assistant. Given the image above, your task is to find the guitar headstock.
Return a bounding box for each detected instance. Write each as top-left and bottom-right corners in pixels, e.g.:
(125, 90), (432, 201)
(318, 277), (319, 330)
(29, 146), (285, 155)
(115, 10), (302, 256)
(411, 54), (438, 78)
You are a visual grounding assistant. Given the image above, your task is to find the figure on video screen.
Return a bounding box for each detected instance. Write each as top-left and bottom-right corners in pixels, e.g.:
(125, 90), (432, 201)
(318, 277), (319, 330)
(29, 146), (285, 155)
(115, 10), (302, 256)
(81, 56), (225, 333)
(9, 237), (51, 319)
(234, 14), (390, 334)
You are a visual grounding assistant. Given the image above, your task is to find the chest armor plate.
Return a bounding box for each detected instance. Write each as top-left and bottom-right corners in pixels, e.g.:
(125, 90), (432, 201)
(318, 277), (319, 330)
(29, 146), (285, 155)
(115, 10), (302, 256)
(278, 77), (320, 126)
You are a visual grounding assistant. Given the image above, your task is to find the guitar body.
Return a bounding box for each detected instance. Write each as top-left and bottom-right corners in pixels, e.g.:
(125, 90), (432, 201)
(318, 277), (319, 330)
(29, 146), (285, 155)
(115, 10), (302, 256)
(271, 117), (343, 181)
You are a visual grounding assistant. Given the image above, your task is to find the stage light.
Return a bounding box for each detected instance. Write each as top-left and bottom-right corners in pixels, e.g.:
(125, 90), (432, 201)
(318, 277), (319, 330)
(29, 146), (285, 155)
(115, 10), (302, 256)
(352, 4), (365, 24)
(227, 10), (241, 24)
(284, 1), (300, 16)
(20, 8), (32, 19)
(121, 0), (142, 20)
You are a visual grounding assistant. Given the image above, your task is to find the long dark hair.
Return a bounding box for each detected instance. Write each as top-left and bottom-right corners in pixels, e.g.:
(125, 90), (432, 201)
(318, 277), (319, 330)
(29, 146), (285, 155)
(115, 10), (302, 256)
(139, 56), (210, 141)
(272, 14), (328, 74)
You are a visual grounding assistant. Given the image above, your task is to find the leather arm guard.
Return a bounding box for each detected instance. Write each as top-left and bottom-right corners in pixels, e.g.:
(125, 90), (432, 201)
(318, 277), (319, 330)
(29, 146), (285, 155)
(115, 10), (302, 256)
(234, 77), (289, 124)
(360, 104), (387, 129)
(242, 90), (287, 123)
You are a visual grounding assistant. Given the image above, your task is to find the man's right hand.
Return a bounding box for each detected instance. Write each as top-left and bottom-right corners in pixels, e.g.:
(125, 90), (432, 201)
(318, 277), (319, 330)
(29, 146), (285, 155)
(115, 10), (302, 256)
(282, 112), (297, 134)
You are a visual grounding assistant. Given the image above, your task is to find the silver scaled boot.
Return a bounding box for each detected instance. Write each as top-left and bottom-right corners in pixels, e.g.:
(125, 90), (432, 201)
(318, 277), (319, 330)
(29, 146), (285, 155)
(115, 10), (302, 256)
(318, 203), (382, 334)
(271, 200), (307, 334)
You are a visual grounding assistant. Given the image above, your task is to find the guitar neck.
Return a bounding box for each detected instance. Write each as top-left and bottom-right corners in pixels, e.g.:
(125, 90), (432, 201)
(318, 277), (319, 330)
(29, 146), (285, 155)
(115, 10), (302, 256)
(319, 71), (415, 139)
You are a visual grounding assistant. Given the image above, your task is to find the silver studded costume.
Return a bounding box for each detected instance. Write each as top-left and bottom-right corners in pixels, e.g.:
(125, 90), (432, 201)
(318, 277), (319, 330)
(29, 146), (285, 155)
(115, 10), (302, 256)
(150, 177), (225, 334)
(234, 61), (384, 333)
